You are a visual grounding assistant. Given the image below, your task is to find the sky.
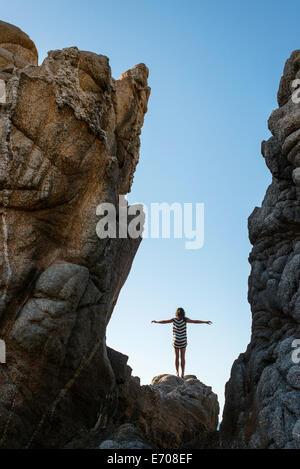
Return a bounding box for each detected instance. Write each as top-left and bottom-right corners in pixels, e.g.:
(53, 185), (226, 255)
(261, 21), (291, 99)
(1, 0), (299, 417)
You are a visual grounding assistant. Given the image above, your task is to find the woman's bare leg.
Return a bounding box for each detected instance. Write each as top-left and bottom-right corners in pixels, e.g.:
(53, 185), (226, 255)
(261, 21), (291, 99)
(180, 347), (186, 378)
(174, 348), (179, 376)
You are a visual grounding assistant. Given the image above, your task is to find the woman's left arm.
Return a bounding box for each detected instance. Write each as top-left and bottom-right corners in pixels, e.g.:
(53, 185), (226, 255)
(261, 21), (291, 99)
(186, 318), (212, 324)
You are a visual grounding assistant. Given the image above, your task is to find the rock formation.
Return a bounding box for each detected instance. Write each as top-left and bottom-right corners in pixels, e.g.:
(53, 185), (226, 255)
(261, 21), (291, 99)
(99, 349), (219, 449)
(220, 51), (300, 449)
(0, 20), (150, 448)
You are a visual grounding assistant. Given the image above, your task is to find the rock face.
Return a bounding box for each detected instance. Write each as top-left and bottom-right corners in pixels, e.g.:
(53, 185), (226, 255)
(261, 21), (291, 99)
(106, 348), (219, 449)
(0, 21), (150, 448)
(220, 51), (300, 449)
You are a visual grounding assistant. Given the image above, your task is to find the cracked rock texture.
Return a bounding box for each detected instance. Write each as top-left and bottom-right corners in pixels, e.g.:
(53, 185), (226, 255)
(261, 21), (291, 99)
(0, 21), (150, 448)
(220, 51), (300, 449)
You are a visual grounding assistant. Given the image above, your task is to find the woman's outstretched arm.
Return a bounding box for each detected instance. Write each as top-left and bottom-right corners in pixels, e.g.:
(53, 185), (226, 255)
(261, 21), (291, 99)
(186, 318), (212, 324)
(151, 319), (173, 324)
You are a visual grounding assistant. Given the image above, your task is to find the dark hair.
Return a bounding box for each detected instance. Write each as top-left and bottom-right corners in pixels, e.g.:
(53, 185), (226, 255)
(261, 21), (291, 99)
(176, 307), (186, 321)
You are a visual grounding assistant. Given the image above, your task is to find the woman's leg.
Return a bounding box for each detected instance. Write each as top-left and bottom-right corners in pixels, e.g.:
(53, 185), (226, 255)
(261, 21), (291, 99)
(180, 347), (186, 378)
(174, 348), (179, 376)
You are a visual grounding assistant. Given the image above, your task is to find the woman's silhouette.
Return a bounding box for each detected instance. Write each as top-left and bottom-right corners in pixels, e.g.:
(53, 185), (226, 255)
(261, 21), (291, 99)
(152, 307), (212, 377)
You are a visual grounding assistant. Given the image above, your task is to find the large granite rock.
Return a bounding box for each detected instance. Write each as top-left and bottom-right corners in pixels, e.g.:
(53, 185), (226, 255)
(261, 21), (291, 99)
(0, 21), (150, 448)
(220, 51), (300, 449)
(106, 348), (219, 449)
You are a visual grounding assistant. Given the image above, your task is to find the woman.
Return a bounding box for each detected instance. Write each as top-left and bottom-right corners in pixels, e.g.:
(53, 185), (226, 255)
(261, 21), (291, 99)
(151, 307), (212, 378)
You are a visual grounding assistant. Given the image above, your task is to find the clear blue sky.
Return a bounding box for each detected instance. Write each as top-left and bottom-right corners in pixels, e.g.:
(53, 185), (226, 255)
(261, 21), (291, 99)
(2, 0), (299, 416)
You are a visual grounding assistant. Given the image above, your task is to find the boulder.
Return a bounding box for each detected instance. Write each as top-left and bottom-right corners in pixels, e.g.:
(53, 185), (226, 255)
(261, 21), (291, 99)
(105, 350), (219, 449)
(99, 424), (152, 449)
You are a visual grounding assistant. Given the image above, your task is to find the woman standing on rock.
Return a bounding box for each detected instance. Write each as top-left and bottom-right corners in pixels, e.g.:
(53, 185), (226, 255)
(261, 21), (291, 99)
(151, 307), (212, 378)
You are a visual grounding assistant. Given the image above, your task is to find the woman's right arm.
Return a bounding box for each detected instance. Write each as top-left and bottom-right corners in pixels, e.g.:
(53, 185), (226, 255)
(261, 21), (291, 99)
(151, 319), (173, 324)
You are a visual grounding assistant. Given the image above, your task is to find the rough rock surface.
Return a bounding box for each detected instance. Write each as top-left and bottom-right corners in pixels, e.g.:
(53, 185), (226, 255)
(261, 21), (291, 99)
(99, 424), (152, 449)
(106, 349), (219, 449)
(0, 21), (150, 448)
(220, 51), (300, 449)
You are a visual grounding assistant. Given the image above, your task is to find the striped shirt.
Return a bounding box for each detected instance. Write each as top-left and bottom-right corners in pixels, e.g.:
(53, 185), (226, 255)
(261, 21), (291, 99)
(172, 318), (187, 348)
